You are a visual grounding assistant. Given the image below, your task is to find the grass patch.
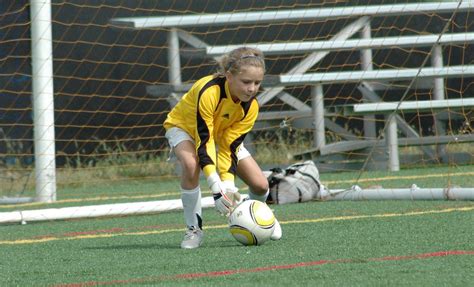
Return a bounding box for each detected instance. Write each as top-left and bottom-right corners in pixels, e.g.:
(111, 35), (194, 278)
(1, 200), (473, 286)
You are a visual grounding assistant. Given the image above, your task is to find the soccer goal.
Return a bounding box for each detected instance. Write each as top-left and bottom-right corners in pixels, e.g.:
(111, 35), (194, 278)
(0, 1), (473, 224)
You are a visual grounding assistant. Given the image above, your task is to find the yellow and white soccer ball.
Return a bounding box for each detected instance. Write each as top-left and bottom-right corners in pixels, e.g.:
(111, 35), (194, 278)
(228, 199), (275, 246)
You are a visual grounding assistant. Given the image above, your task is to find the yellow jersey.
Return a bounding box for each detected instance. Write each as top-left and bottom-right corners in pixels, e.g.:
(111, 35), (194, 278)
(164, 75), (259, 181)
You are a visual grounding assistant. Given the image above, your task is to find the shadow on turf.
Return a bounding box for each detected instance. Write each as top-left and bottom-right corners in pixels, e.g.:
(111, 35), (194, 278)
(84, 240), (239, 250)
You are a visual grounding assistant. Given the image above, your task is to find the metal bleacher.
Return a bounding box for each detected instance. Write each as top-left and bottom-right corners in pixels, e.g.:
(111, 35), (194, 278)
(110, 2), (474, 171)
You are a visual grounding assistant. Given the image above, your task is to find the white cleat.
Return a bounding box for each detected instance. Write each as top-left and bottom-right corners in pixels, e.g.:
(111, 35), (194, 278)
(271, 218), (282, 240)
(181, 226), (203, 249)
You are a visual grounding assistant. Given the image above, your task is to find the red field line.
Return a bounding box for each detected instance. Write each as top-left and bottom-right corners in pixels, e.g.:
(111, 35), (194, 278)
(53, 250), (474, 287)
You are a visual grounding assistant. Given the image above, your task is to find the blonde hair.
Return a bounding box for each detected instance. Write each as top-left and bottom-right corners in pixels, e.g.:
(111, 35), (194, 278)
(215, 47), (265, 76)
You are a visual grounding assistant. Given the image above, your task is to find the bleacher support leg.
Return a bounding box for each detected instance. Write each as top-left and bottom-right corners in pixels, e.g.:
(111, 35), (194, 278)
(167, 28), (182, 108)
(311, 85), (326, 149)
(360, 21), (376, 139)
(431, 44), (447, 161)
(385, 114), (400, 171)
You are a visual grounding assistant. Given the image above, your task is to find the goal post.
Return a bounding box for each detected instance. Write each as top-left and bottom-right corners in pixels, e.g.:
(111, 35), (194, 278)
(30, 0), (56, 203)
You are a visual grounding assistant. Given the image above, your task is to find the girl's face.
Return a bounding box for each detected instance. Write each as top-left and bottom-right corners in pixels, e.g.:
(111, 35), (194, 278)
(226, 66), (264, 102)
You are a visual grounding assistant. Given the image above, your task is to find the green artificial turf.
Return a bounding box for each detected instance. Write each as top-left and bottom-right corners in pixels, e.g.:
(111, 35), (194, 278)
(1, 200), (473, 286)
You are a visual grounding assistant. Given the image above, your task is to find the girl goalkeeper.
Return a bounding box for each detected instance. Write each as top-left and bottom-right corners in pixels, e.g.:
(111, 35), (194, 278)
(164, 47), (282, 249)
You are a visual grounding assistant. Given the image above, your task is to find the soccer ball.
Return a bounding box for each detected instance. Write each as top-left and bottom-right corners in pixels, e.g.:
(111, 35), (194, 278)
(228, 199), (275, 246)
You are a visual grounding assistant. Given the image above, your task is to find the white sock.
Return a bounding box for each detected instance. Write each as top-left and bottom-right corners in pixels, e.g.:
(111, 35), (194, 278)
(248, 189), (269, 202)
(181, 185), (202, 229)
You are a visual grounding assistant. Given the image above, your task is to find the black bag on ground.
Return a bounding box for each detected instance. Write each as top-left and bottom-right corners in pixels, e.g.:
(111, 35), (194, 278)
(265, 160), (322, 204)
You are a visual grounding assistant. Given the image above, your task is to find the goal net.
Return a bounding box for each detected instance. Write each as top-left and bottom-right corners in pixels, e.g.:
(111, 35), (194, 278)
(0, 1), (473, 223)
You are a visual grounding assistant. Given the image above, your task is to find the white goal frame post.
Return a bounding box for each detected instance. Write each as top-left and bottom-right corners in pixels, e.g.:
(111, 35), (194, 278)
(1, 186), (474, 224)
(21, 2), (473, 208)
(30, 0), (56, 203)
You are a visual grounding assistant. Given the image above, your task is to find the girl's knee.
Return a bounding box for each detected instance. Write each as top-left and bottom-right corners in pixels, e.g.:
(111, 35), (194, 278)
(180, 158), (200, 182)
